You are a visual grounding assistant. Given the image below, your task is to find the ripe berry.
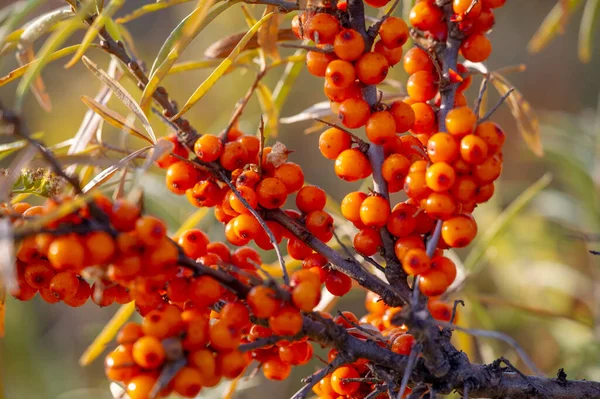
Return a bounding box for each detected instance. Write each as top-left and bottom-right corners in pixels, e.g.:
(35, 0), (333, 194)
(220, 141), (248, 171)
(263, 356), (292, 381)
(155, 134), (188, 169)
(296, 185), (327, 213)
(391, 334), (415, 355)
(127, 375), (156, 399)
(482, 0), (506, 8)
(426, 162), (456, 192)
(441, 214), (477, 248)
(48, 235), (85, 271)
(341, 191), (367, 223)
(319, 127), (352, 160)
(394, 234), (425, 260)
(194, 134), (223, 162)
(445, 106), (477, 137)
(132, 336), (166, 369)
(382, 154), (411, 189)
(338, 98), (371, 129)
(404, 47), (435, 75)
(404, 171), (431, 200)
(24, 261), (54, 289)
(410, 1), (444, 31)
(475, 121), (505, 154)
(472, 154), (502, 183)
(380, 17), (409, 48)
(324, 80), (361, 102)
(173, 367), (203, 397)
(390, 101), (416, 133)
(232, 213), (261, 240)
(460, 134), (489, 164)
(305, 13), (340, 44)
(356, 52), (389, 85)
(49, 271), (79, 300)
(135, 215), (166, 246)
(411, 102), (437, 134)
(274, 162), (305, 193)
(84, 231), (116, 266)
(374, 40), (403, 66)
(218, 350), (248, 379)
(269, 306), (303, 335)
(453, 0), (482, 18)
(353, 228), (382, 256)
(366, 111), (396, 144)
(306, 51), (336, 77)
(419, 269), (451, 296)
(334, 29), (365, 61)
(256, 177), (288, 209)
(359, 195), (390, 228)
(407, 71), (438, 102)
(331, 366), (360, 395)
(247, 286), (281, 318)
(305, 210), (334, 242)
(335, 149), (372, 181)
(292, 281), (321, 311)
(423, 192), (457, 219)
(178, 229), (209, 258)
(460, 33), (492, 62)
(402, 248), (431, 275)
(431, 256), (457, 286)
(427, 133), (459, 163)
(386, 203), (417, 237)
(325, 270), (352, 296)
(326, 60), (357, 89)
(451, 175), (478, 202)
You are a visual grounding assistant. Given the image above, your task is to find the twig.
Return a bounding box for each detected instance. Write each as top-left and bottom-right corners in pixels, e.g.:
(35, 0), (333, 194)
(279, 43), (333, 53)
(425, 220), (443, 257)
(360, 254), (386, 273)
(413, 41), (444, 82)
(451, 299), (465, 324)
(364, 385), (387, 399)
(314, 118), (368, 149)
(332, 228), (354, 258)
(292, 357), (347, 399)
(479, 88), (515, 122)
(473, 76), (489, 117)
(397, 344), (421, 399)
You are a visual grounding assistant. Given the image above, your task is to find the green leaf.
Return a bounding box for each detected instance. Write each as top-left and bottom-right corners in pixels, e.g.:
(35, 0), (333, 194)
(463, 173), (553, 273)
(80, 95), (154, 144)
(115, 0), (194, 24)
(256, 82), (279, 139)
(15, 1), (95, 112)
(0, 0), (45, 48)
(578, 0), (600, 63)
(272, 49), (306, 111)
(528, 0), (583, 54)
(65, 0), (125, 68)
(171, 12), (277, 120)
(82, 56), (156, 143)
(82, 146), (152, 192)
(140, 0), (234, 112)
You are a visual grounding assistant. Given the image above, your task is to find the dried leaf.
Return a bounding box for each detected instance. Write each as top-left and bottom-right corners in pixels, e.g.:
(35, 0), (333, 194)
(82, 146), (152, 193)
(490, 72), (543, 157)
(257, 7), (282, 61)
(256, 82), (279, 138)
(578, 0), (600, 63)
(0, 145), (36, 203)
(79, 302), (137, 366)
(65, 0), (125, 68)
(170, 12), (277, 120)
(116, 0), (193, 24)
(266, 141), (288, 168)
(204, 28), (296, 59)
(528, 0), (582, 54)
(82, 56), (156, 143)
(81, 95), (153, 144)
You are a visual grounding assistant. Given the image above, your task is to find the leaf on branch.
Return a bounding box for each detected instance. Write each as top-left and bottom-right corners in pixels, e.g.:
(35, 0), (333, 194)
(272, 49), (306, 112)
(0, 0), (45, 49)
(257, 7), (282, 61)
(80, 302), (137, 366)
(528, 0), (583, 54)
(65, 0), (125, 68)
(489, 71), (543, 157)
(256, 82), (280, 138)
(578, 0), (600, 63)
(0, 145), (36, 203)
(82, 146), (152, 193)
(170, 12), (277, 120)
(115, 0), (193, 24)
(266, 141), (289, 168)
(81, 95), (153, 144)
(204, 28), (296, 59)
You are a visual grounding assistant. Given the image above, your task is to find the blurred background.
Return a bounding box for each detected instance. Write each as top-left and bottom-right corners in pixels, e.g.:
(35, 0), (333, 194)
(1, 1), (600, 398)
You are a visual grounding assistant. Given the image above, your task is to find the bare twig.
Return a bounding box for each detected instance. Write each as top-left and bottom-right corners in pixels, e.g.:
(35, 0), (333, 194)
(479, 88), (515, 122)
(314, 118), (368, 149)
(450, 299), (465, 324)
(397, 344), (421, 399)
(473, 76), (489, 117)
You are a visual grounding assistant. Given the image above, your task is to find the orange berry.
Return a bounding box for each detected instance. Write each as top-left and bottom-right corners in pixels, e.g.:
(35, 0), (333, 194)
(48, 235), (85, 271)
(325, 270), (352, 296)
(105, 347), (140, 382)
(475, 121), (505, 154)
(118, 322), (144, 345)
(460, 134), (489, 164)
(394, 234), (425, 260)
(390, 101), (416, 133)
(411, 102), (437, 134)
(431, 256), (457, 286)
(472, 154), (502, 183)
(426, 162), (456, 192)
(410, 1), (444, 31)
(403, 46), (435, 75)
(382, 154), (410, 188)
(63, 277), (91, 307)
(292, 281), (321, 311)
(474, 182), (495, 203)
(305, 210), (334, 242)
(305, 13), (340, 44)
(306, 51), (336, 77)
(419, 268), (451, 296)
(182, 315), (210, 351)
(269, 306), (303, 335)
(209, 320), (242, 351)
(274, 162), (305, 193)
(423, 192), (457, 219)
(365, 111), (396, 144)
(24, 261), (54, 289)
(380, 17), (409, 48)
(365, 0), (390, 7)
(356, 52), (389, 85)
(166, 161), (202, 195)
(287, 237), (314, 260)
(341, 191), (367, 223)
(189, 276), (223, 308)
(326, 60), (357, 89)
(247, 286), (281, 318)
(338, 98), (371, 129)
(391, 334), (415, 355)
(460, 33), (492, 62)
(84, 231), (116, 266)
(335, 149), (372, 181)
(319, 127), (352, 160)
(359, 195), (390, 228)
(402, 248), (431, 275)
(230, 213), (260, 240)
(441, 214), (477, 248)
(482, 0), (505, 8)
(237, 135), (260, 161)
(427, 132), (459, 163)
(187, 180), (223, 208)
(324, 80), (362, 102)
(173, 367), (203, 398)
(445, 107), (477, 137)
(404, 170), (431, 200)
(263, 356), (291, 381)
(155, 134), (188, 169)
(220, 141), (248, 171)
(451, 176), (478, 203)
(279, 341), (313, 365)
(178, 229), (209, 258)
(296, 185), (327, 213)
(386, 203), (417, 237)
(127, 375), (156, 399)
(194, 134), (223, 163)
(256, 177), (288, 209)
(453, 0), (482, 17)
(228, 186), (258, 214)
(334, 29), (365, 61)
(218, 350), (248, 379)
(353, 228), (382, 256)
(407, 70), (438, 102)
(135, 215), (166, 246)
(331, 366), (360, 395)
(49, 271), (79, 300)
(132, 336), (166, 369)
(374, 40), (403, 66)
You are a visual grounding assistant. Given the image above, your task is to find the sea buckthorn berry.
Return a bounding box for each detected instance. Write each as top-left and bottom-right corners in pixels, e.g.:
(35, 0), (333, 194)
(431, 256), (457, 286)
(287, 237), (314, 260)
(187, 180), (223, 208)
(105, 348), (139, 382)
(353, 227), (382, 256)
(209, 320), (242, 351)
(84, 232), (116, 266)
(237, 135), (260, 161)
(365, 0), (390, 7)
(410, 1), (444, 31)
(220, 302), (251, 331)
(423, 192), (457, 220)
(256, 177), (288, 209)
(334, 29), (365, 61)
(460, 32), (492, 62)
(388, 102), (414, 133)
(391, 334), (415, 355)
(366, 111), (396, 144)
(218, 350), (248, 379)
(335, 149), (372, 181)
(326, 60), (357, 89)
(403, 47), (435, 75)
(178, 229), (209, 258)
(407, 70), (438, 102)
(135, 215), (166, 246)
(292, 281), (321, 311)
(427, 133), (459, 163)
(305, 13), (340, 44)
(269, 306), (303, 335)
(10, 277), (37, 301)
(426, 162), (456, 192)
(338, 98), (371, 129)
(341, 191), (367, 223)
(394, 234), (425, 260)
(24, 261), (54, 289)
(387, 203), (417, 237)
(274, 162), (305, 193)
(356, 52), (389, 85)
(402, 248), (431, 275)
(232, 213), (261, 240)
(445, 106), (477, 137)
(331, 366), (360, 395)
(64, 278), (92, 307)
(475, 182), (495, 203)
(194, 134), (223, 162)
(380, 17), (409, 48)
(247, 286), (281, 318)
(411, 102), (437, 134)
(305, 210), (334, 242)
(127, 375), (156, 399)
(229, 186), (258, 214)
(220, 141), (248, 171)
(453, 0), (482, 18)
(306, 51), (336, 77)
(319, 127), (352, 160)
(475, 121), (505, 154)
(442, 214), (477, 248)
(473, 7), (496, 33)
(48, 235), (84, 271)
(49, 271), (79, 300)
(324, 80), (361, 102)
(404, 171), (431, 200)
(291, 14), (305, 39)
(190, 276), (223, 308)
(263, 356), (291, 381)
(235, 169), (260, 189)
(472, 154), (502, 183)
(451, 176), (478, 203)
(374, 40), (403, 66)
(419, 269), (451, 296)
(173, 367), (203, 398)
(382, 154), (411, 189)
(296, 185), (327, 213)
(231, 247), (262, 270)
(429, 299), (454, 323)
(279, 341), (313, 365)
(325, 270), (352, 296)
(155, 134), (188, 169)
(460, 134), (489, 164)
(360, 195), (390, 228)
(166, 161), (202, 195)
(132, 336), (166, 369)
(482, 0), (506, 8)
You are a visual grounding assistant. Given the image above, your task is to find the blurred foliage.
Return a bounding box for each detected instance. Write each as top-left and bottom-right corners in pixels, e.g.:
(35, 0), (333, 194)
(0, 0), (599, 399)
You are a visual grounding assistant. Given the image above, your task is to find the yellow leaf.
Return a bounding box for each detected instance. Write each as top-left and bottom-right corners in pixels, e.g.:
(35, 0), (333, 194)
(578, 0), (600, 63)
(173, 208), (210, 239)
(115, 0), (193, 24)
(256, 82), (279, 138)
(171, 12), (276, 120)
(528, 0), (582, 53)
(80, 95), (153, 144)
(65, 0), (125, 68)
(79, 302), (136, 366)
(257, 7), (282, 61)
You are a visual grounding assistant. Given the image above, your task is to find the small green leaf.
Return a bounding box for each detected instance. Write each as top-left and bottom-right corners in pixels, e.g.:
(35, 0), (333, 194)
(171, 12), (277, 120)
(115, 0), (194, 24)
(578, 0), (600, 63)
(0, 0), (45, 48)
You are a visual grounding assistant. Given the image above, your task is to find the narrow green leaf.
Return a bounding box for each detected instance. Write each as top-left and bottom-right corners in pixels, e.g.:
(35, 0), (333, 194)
(463, 173), (553, 273)
(82, 146), (152, 192)
(115, 0), (194, 24)
(80, 95), (153, 144)
(0, 0), (45, 48)
(256, 82), (279, 138)
(82, 56), (156, 143)
(103, 16), (122, 41)
(273, 49), (306, 111)
(171, 12), (276, 120)
(528, 0), (582, 53)
(65, 0), (125, 68)
(578, 0), (600, 63)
